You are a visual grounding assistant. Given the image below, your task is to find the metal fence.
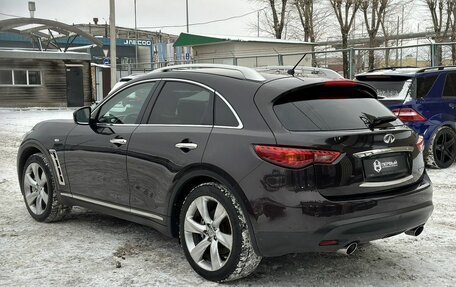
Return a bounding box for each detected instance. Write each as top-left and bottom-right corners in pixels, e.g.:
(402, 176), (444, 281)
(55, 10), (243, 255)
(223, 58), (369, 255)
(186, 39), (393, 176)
(116, 42), (456, 79)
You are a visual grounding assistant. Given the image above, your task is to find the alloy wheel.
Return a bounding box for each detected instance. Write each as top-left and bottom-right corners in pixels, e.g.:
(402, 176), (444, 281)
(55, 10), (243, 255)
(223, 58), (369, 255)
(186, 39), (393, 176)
(183, 196), (233, 271)
(434, 129), (456, 167)
(23, 162), (49, 215)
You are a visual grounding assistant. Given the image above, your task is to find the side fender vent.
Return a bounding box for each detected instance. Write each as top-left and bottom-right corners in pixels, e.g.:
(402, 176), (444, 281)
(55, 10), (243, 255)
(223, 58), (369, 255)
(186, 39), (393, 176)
(49, 149), (65, 186)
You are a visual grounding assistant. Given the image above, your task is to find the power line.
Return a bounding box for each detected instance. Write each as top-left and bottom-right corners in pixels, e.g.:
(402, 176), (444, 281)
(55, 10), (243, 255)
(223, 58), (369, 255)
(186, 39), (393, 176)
(0, 12), (23, 18)
(138, 8), (266, 30)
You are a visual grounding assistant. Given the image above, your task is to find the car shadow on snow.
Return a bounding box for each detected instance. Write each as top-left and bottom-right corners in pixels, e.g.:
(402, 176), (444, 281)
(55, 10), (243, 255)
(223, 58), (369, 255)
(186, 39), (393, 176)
(61, 208), (421, 284)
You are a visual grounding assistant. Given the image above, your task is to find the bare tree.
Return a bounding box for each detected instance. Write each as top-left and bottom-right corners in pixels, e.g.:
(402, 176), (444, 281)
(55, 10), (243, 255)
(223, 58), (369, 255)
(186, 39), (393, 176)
(330, 0), (362, 77)
(295, 0), (315, 42)
(360, 0), (389, 70)
(424, 0), (454, 65)
(256, 0), (290, 38)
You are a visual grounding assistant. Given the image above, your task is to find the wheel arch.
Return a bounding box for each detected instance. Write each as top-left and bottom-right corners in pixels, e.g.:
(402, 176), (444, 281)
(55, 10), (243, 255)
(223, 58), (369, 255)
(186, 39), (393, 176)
(167, 164), (260, 254)
(17, 141), (49, 187)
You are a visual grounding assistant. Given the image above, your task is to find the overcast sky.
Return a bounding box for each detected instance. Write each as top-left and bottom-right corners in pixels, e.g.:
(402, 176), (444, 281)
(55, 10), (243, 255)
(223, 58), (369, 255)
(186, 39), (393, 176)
(0, 0), (262, 36)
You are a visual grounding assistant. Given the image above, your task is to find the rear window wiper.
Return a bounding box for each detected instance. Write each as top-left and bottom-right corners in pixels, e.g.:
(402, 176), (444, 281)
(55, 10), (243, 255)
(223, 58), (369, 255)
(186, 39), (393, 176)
(360, 113), (397, 130)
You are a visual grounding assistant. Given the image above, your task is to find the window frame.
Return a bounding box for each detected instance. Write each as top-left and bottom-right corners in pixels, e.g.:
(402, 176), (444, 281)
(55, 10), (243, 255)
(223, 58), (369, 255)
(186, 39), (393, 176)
(0, 69), (43, 87)
(144, 78), (243, 129)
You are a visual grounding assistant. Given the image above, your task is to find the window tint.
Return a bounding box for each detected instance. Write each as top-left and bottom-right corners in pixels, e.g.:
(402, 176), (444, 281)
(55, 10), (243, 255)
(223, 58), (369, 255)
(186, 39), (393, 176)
(28, 71), (42, 85)
(148, 82), (213, 125)
(443, 73), (456, 98)
(98, 82), (156, 124)
(274, 98), (401, 131)
(0, 70), (12, 85)
(214, 96), (238, 127)
(416, 76), (437, 98)
(14, 70), (27, 85)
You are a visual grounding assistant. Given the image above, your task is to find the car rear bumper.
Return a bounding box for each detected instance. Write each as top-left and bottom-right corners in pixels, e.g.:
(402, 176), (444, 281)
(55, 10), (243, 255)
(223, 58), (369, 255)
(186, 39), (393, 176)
(246, 174), (433, 257)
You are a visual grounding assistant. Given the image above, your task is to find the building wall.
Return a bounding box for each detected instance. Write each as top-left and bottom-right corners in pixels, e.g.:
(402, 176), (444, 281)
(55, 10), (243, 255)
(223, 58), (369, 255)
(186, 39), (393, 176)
(0, 59), (91, 107)
(193, 42), (313, 67)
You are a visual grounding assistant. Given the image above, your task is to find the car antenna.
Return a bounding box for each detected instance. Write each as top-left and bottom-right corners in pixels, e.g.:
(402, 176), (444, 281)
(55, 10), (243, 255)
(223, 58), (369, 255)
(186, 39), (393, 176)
(287, 52), (308, 76)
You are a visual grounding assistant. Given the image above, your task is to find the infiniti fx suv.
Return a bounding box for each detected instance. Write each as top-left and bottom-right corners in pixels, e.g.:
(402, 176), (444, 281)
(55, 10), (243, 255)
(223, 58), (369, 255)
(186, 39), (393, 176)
(18, 64), (433, 282)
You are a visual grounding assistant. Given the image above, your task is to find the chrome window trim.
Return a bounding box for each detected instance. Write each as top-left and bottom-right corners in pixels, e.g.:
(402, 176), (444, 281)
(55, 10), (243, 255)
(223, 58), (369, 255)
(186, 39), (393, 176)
(353, 146), (414, 159)
(140, 124), (213, 128)
(60, 193), (164, 221)
(360, 175), (414, 187)
(91, 78), (162, 116)
(151, 78), (243, 129)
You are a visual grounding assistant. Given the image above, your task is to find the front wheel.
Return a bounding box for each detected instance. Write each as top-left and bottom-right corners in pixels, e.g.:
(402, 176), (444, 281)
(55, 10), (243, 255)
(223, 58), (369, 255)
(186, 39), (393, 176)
(426, 126), (456, 169)
(179, 182), (261, 282)
(21, 153), (71, 222)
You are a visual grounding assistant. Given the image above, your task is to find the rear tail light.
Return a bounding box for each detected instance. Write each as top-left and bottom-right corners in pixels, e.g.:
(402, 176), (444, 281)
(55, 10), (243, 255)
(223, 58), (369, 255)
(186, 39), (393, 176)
(416, 135), (425, 152)
(254, 145), (341, 169)
(392, 108), (426, 122)
(324, 80), (358, 87)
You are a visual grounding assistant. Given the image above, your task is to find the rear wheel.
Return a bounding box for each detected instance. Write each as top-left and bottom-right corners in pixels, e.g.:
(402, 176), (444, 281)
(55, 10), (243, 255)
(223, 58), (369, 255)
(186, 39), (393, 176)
(426, 126), (456, 169)
(21, 153), (71, 222)
(179, 182), (261, 282)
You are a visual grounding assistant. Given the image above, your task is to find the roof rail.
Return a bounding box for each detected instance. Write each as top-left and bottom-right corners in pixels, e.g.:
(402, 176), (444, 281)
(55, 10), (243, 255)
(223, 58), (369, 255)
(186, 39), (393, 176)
(151, 64), (266, 81)
(416, 65), (456, 73)
(367, 66), (417, 73)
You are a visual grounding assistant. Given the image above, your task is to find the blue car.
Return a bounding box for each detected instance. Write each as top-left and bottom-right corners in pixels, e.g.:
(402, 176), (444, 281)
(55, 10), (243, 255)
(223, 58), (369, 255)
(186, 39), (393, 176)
(356, 67), (456, 168)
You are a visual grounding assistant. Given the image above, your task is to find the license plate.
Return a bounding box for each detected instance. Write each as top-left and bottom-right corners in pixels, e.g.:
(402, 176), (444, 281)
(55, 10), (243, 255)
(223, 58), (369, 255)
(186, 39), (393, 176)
(363, 154), (409, 179)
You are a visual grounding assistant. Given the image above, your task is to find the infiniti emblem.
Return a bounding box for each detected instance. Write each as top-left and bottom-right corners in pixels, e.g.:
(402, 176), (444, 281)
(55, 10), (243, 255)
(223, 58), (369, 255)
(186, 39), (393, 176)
(383, 134), (395, 144)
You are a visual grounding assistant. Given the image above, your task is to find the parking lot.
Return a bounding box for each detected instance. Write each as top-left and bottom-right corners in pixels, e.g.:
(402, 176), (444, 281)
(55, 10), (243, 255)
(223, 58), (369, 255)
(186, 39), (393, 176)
(0, 108), (455, 287)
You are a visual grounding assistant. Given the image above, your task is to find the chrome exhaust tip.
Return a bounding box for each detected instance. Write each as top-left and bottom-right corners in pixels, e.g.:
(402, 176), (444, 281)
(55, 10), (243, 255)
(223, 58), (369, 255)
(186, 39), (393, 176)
(405, 226), (424, 237)
(337, 242), (358, 255)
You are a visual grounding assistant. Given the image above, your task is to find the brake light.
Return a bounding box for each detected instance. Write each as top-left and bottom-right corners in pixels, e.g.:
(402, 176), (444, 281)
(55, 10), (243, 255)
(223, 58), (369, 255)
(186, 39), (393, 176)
(416, 135), (425, 152)
(324, 80), (358, 87)
(392, 108), (426, 122)
(254, 145), (341, 169)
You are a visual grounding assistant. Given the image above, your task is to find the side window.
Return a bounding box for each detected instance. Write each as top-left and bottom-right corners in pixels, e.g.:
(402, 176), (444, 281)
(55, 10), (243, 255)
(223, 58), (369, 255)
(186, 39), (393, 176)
(443, 73), (456, 98)
(148, 81), (213, 125)
(214, 96), (239, 127)
(416, 76), (437, 99)
(98, 82), (156, 124)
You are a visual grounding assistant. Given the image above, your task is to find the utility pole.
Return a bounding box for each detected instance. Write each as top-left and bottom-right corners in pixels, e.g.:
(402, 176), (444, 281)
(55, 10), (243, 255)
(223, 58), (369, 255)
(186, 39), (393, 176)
(110, 0), (117, 88)
(257, 10), (260, 37)
(186, 0), (189, 33)
(400, 4), (404, 66)
(134, 0), (138, 67)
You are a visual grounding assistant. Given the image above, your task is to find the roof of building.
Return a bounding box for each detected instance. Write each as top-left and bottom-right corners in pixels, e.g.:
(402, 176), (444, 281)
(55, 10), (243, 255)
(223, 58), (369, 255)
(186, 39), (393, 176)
(0, 17), (102, 51)
(0, 49), (91, 61)
(174, 33), (316, 47)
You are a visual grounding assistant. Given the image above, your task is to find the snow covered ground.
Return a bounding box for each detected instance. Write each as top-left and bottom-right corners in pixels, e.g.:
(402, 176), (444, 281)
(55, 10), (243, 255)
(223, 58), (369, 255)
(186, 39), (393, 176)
(0, 109), (455, 287)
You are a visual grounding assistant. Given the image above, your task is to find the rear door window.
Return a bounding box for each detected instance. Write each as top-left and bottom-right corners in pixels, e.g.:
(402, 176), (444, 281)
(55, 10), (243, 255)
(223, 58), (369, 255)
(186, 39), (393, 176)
(214, 96), (239, 127)
(148, 81), (213, 125)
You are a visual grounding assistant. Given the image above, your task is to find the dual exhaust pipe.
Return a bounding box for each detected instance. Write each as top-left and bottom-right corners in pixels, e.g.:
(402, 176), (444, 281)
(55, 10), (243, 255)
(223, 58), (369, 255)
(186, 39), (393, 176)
(336, 226), (424, 255)
(337, 242), (358, 255)
(405, 226), (424, 237)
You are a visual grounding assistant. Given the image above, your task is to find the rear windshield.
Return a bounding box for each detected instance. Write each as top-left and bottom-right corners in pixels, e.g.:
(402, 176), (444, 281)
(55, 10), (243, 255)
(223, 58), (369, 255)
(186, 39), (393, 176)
(273, 86), (401, 131)
(356, 75), (414, 99)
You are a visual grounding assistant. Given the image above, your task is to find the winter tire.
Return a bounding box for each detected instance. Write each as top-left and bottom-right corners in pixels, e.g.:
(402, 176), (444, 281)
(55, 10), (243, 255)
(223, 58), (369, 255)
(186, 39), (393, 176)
(179, 182), (261, 282)
(425, 126), (456, 169)
(21, 153), (71, 222)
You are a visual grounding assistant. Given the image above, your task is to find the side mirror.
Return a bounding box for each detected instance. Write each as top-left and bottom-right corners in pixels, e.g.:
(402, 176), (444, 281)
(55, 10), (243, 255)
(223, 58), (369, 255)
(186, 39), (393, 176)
(73, 106), (92, 125)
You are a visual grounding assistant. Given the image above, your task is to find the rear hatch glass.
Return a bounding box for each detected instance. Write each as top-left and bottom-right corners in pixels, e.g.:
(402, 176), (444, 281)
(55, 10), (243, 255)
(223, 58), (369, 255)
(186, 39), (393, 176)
(355, 75), (412, 99)
(273, 83), (402, 131)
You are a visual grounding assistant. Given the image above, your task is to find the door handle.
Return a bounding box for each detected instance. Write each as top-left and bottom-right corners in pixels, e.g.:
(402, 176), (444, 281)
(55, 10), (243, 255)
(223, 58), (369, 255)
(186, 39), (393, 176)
(175, 142), (198, 150)
(110, 138), (127, 145)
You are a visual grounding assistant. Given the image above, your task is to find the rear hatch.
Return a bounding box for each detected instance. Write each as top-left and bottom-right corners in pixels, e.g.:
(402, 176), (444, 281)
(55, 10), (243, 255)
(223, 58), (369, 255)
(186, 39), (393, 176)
(255, 79), (425, 199)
